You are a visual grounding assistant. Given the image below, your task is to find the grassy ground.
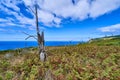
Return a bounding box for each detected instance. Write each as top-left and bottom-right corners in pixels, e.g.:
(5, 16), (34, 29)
(88, 35), (120, 46)
(0, 44), (120, 80)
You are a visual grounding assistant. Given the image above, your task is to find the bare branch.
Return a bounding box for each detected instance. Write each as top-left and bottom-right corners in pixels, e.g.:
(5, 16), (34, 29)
(29, 7), (36, 14)
(21, 31), (30, 36)
(21, 31), (37, 40)
(25, 35), (37, 40)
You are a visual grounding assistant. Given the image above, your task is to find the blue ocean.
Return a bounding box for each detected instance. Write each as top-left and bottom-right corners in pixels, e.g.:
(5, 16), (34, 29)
(0, 41), (80, 51)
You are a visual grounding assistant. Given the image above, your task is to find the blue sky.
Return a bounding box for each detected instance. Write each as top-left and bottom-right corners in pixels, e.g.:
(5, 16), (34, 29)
(0, 0), (120, 41)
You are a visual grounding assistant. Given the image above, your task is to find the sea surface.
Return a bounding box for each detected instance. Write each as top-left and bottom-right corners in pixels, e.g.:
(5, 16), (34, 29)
(0, 41), (80, 51)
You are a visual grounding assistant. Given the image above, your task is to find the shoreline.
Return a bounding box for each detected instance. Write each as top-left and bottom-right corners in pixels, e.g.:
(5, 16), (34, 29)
(0, 41), (81, 51)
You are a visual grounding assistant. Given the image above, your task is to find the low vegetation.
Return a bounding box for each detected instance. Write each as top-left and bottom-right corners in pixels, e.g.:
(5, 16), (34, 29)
(0, 36), (120, 80)
(88, 35), (120, 46)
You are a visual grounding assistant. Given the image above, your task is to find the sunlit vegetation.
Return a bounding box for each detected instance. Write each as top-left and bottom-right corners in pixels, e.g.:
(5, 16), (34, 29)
(88, 35), (120, 46)
(0, 39), (120, 80)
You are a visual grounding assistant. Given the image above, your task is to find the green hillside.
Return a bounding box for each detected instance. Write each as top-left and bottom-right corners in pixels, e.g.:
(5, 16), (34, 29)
(88, 35), (120, 46)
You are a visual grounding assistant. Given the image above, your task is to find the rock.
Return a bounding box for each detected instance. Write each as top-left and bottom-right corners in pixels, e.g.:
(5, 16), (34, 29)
(4, 53), (14, 58)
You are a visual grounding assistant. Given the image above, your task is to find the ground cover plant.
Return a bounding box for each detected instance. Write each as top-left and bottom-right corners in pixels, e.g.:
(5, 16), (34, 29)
(0, 44), (120, 80)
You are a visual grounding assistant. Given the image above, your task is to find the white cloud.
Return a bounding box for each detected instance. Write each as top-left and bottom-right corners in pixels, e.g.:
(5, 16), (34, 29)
(24, 0), (120, 24)
(37, 10), (62, 26)
(0, 0), (36, 30)
(1, 0), (20, 12)
(0, 18), (17, 27)
(41, 0), (89, 20)
(98, 24), (120, 32)
(38, 10), (54, 24)
(0, 0), (120, 29)
(90, 0), (120, 18)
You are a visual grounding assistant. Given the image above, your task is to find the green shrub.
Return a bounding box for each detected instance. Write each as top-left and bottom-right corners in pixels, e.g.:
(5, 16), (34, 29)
(5, 71), (14, 80)
(0, 75), (3, 80)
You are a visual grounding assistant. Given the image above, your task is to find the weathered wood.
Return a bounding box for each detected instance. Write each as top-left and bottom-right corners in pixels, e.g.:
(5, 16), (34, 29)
(24, 4), (45, 61)
(35, 5), (46, 62)
(35, 5), (44, 52)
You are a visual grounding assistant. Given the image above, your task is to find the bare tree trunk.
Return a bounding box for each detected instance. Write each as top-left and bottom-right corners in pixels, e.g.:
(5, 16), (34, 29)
(35, 5), (42, 53)
(41, 31), (45, 51)
(34, 5), (46, 62)
(23, 4), (46, 62)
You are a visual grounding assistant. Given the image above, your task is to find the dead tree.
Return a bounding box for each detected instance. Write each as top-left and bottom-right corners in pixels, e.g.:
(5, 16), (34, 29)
(23, 4), (46, 61)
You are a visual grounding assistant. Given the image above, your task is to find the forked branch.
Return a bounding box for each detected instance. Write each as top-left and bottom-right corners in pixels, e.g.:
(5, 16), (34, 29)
(21, 31), (37, 40)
